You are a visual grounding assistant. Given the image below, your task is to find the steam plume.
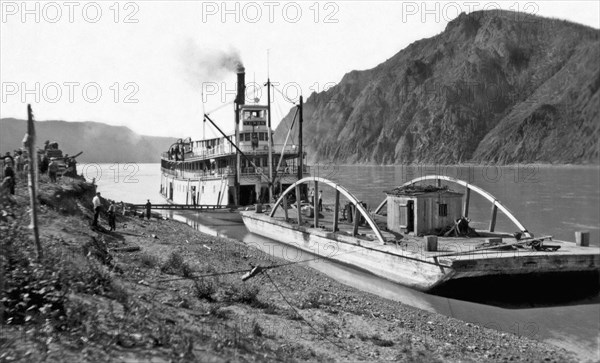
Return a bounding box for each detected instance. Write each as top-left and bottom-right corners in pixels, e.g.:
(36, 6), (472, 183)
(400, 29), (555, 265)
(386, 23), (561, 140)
(181, 40), (244, 87)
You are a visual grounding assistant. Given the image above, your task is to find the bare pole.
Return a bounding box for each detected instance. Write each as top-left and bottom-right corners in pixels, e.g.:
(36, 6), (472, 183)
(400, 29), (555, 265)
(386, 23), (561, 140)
(267, 78), (274, 203)
(297, 95), (303, 182)
(24, 104), (42, 260)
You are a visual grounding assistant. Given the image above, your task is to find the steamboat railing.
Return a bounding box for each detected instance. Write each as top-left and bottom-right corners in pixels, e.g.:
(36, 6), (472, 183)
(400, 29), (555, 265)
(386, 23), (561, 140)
(161, 144), (299, 161)
(160, 165), (310, 180)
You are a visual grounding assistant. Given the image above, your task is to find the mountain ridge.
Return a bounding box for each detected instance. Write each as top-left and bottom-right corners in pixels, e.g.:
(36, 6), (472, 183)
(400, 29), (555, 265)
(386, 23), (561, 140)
(275, 10), (599, 165)
(0, 118), (176, 163)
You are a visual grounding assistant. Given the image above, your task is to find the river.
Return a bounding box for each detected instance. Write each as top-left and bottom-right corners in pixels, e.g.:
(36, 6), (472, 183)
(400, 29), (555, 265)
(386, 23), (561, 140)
(78, 163), (600, 361)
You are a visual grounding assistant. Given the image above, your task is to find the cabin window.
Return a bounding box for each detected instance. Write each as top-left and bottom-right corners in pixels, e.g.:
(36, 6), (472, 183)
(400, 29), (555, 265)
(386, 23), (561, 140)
(259, 132), (265, 141)
(244, 133), (251, 142)
(438, 203), (448, 217)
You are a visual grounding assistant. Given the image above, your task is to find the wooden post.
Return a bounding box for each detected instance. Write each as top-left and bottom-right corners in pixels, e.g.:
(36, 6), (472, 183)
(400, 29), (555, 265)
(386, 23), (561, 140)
(333, 189), (340, 232)
(295, 184), (302, 225)
(282, 193), (288, 221)
(25, 105), (42, 260)
(424, 235), (438, 252)
(489, 204), (498, 232)
(313, 180), (319, 228)
(352, 204), (360, 236)
(297, 95), (303, 182)
(463, 188), (470, 218)
(186, 179), (190, 205)
(575, 231), (590, 247)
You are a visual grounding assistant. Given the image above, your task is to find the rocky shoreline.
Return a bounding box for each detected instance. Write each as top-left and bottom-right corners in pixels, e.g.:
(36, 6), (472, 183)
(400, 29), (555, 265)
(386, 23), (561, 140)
(1, 177), (579, 362)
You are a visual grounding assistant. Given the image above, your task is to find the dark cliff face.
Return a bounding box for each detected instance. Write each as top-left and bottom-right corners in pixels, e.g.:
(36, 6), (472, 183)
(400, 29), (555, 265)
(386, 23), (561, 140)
(275, 10), (599, 165)
(0, 119), (176, 163)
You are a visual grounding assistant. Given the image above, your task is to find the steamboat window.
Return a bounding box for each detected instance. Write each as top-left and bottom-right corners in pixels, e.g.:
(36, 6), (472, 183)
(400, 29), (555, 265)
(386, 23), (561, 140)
(438, 203), (447, 217)
(245, 133), (251, 142)
(259, 132), (265, 141)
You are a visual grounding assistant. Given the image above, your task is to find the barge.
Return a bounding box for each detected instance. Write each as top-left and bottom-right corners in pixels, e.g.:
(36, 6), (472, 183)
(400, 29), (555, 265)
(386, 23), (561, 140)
(241, 176), (600, 296)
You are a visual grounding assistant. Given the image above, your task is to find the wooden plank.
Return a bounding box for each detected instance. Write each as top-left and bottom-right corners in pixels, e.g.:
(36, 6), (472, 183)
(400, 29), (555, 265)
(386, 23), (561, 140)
(353, 204), (359, 236)
(333, 190), (340, 232)
(282, 193), (288, 221)
(296, 184), (302, 225)
(489, 204), (498, 232)
(575, 231), (590, 247)
(463, 188), (470, 218)
(314, 181), (319, 228)
(434, 235), (553, 258)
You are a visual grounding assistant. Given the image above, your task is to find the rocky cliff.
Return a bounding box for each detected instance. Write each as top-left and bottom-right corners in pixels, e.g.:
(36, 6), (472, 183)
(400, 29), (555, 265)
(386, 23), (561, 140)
(275, 10), (599, 164)
(0, 118), (176, 163)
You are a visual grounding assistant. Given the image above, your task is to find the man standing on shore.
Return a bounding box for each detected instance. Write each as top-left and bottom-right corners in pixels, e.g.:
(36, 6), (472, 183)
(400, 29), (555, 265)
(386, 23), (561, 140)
(48, 158), (58, 182)
(145, 199), (152, 220)
(318, 190), (323, 212)
(3, 159), (15, 195)
(92, 192), (102, 228)
(108, 202), (116, 232)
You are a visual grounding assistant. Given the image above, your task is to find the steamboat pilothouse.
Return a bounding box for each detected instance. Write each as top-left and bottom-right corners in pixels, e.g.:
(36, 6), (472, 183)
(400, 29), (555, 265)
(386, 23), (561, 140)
(160, 66), (309, 207)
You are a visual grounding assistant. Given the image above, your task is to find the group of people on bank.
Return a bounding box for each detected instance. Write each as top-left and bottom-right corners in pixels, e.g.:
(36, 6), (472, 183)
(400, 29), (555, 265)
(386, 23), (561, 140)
(91, 192), (153, 231)
(1, 141), (79, 195)
(2, 149), (33, 195)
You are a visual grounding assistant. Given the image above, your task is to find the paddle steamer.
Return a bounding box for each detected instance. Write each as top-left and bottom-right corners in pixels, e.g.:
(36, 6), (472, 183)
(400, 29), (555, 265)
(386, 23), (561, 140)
(160, 67), (309, 206)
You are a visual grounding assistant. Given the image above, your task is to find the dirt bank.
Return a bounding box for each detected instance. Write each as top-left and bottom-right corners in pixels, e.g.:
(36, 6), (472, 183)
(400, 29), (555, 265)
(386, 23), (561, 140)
(1, 177), (578, 362)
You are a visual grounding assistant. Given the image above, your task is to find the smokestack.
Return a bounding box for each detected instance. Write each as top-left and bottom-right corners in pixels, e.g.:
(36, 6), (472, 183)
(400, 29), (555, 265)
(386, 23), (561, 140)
(236, 65), (245, 105)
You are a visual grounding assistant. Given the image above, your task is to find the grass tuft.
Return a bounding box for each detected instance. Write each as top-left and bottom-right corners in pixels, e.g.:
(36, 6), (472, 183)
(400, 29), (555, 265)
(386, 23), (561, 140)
(160, 251), (193, 277)
(193, 278), (216, 301)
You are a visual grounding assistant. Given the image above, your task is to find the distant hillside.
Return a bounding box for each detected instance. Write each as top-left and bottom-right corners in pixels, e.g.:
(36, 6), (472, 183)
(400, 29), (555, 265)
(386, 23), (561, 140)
(275, 10), (599, 164)
(0, 119), (176, 163)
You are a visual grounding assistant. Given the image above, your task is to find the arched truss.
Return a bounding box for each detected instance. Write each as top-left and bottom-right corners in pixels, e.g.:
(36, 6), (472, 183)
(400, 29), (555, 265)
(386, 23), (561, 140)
(374, 175), (530, 235)
(270, 177), (386, 245)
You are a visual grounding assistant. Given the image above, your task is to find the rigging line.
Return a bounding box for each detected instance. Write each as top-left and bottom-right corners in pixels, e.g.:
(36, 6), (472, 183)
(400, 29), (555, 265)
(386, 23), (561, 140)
(272, 85), (297, 105)
(154, 268), (252, 283)
(151, 237), (395, 284)
(264, 271), (364, 359)
(153, 253), (326, 283)
(274, 96), (296, 145)
(205, 100), (234, 115)
(274, 107), (299, 182)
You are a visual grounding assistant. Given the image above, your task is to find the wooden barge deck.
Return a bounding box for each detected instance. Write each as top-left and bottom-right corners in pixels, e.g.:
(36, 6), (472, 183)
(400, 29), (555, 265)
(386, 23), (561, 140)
(241, 176), (600, 298)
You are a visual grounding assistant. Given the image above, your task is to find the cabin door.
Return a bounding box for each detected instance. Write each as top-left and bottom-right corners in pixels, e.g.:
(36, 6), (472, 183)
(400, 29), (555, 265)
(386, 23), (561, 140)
(398, 200), (414, 233)
(406, 200), (414, 232)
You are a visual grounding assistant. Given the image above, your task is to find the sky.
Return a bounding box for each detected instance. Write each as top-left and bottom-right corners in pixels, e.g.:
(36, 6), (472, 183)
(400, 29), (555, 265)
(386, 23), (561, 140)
(1, 0), (599, 139)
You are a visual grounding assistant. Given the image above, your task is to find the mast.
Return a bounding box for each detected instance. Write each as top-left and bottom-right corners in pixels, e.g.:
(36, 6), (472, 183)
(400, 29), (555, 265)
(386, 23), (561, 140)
(234, 66), (246, 206)
(297, 95), (303, 182)
(267, 78), (273, 203)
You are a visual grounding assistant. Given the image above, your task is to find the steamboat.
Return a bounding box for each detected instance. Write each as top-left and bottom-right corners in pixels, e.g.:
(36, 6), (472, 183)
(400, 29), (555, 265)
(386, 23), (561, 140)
(160, 66), (309, 207)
